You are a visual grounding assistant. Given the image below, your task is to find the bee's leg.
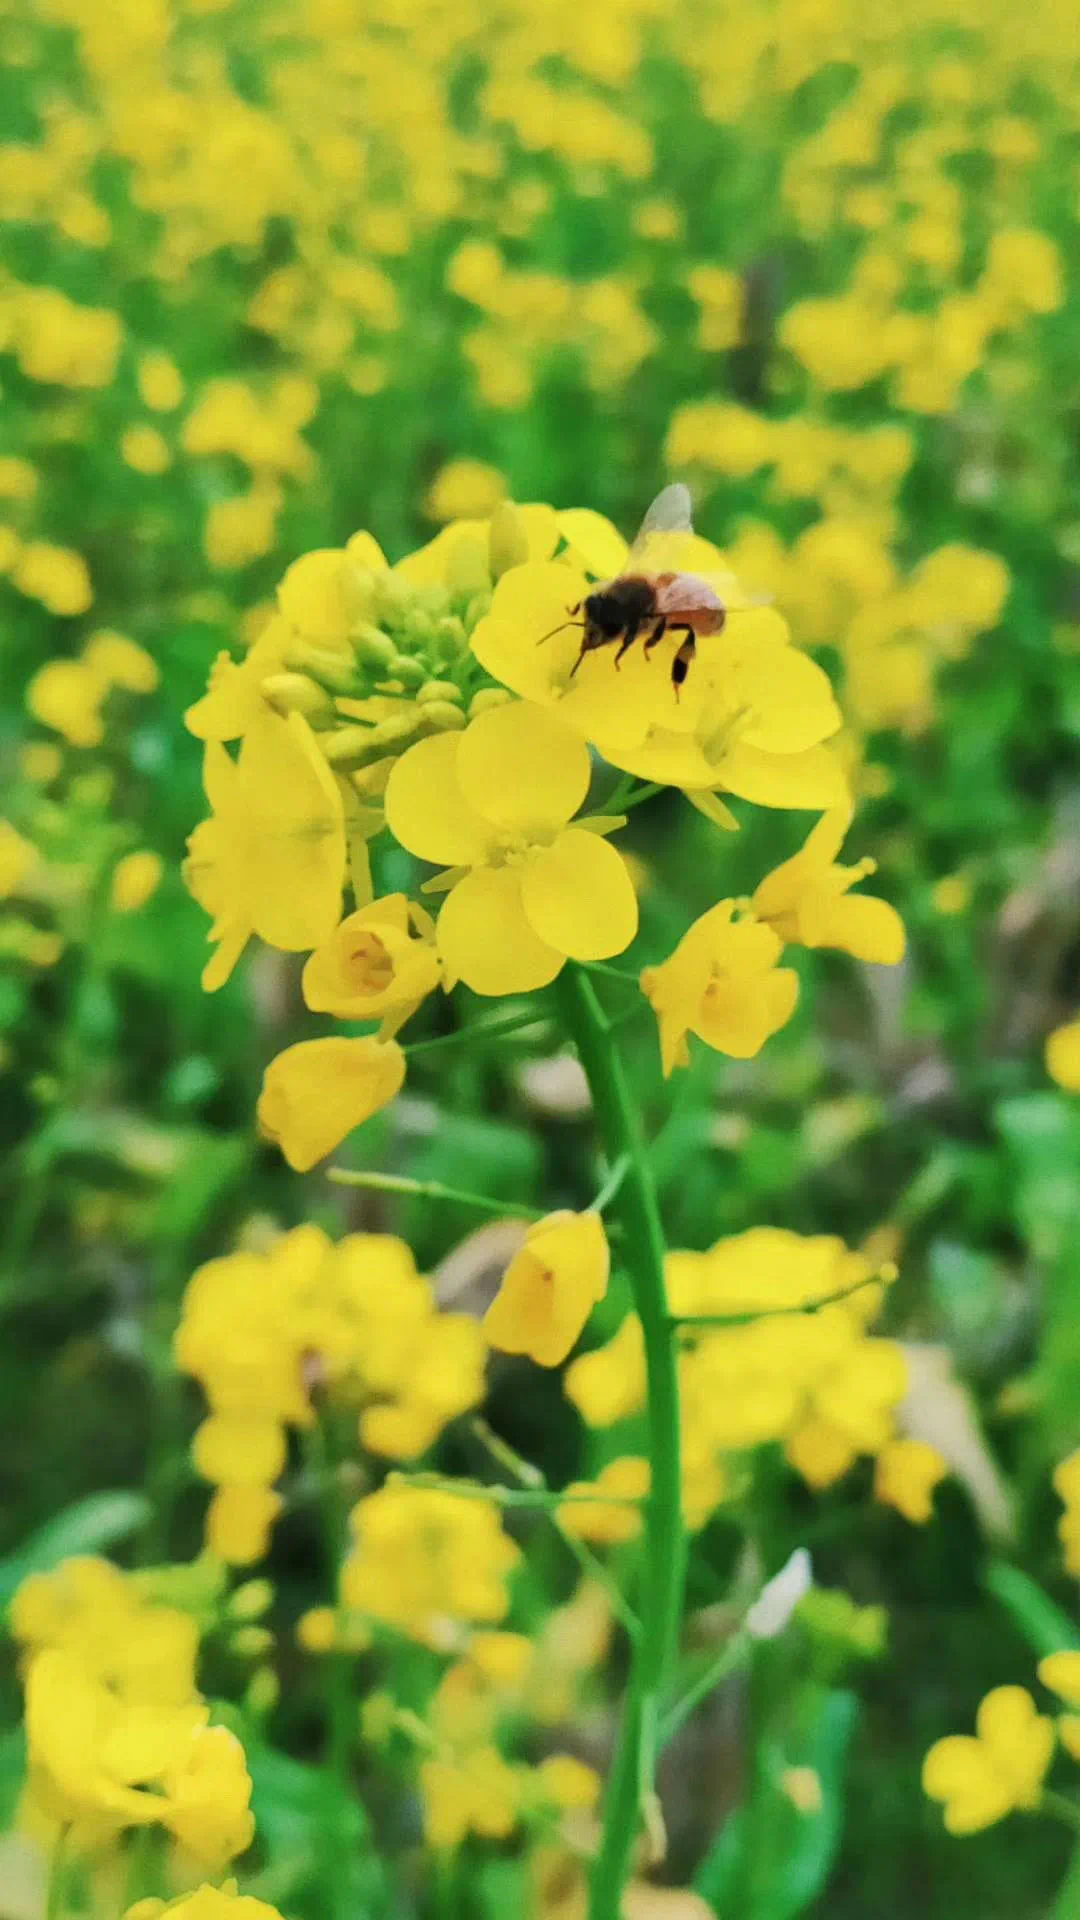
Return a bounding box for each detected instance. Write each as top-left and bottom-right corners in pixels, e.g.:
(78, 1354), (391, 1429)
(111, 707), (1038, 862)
(671, 628), (696, 698)
(612, 619), (640, 669)
(643, 616), (667, 656)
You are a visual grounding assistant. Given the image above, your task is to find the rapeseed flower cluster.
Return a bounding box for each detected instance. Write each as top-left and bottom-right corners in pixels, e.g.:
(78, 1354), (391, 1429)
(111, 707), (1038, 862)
(10, 1555), (253, 1865)
(566, 1229), (929, 1529)
(176, 1226), (487, 1564)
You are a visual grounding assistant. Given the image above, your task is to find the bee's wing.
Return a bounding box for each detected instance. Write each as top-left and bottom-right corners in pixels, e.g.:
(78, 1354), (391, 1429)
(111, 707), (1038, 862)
(656, 569), (772, 615)
(627, 482), (694, 562)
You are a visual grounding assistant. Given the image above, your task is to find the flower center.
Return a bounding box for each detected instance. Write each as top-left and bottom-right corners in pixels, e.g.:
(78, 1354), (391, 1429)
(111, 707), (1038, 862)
(345, 932), (395, 995)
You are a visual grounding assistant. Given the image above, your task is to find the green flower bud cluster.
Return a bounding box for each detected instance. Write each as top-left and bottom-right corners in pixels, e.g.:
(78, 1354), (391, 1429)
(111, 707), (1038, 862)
(267, 513), (525, 772)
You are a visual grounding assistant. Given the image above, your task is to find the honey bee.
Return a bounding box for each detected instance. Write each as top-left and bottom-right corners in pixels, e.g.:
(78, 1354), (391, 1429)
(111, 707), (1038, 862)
(542, 483), (727, 694)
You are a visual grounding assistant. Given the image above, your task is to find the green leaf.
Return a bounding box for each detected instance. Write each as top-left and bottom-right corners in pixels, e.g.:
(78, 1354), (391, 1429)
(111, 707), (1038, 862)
(983, 1562), (1080, 1659)
(0, 1490), (150, 1614)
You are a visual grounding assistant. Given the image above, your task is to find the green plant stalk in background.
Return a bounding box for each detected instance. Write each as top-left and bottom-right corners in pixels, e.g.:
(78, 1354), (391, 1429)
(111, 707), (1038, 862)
(556, 966), (685, 1920)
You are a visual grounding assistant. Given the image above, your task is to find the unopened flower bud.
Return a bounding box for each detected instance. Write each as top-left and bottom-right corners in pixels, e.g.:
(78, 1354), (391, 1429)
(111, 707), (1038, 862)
(446, 532), (491, 598)
(260, 672), (335, 723)
(245, 1665), (280, 1717)
(468, 687), (514, 718)
(353, 622), (397, 670)
(431, 615), (467, 661)
(464, 590), (492, 629)
(489, 500), (530, 579)
(386, 653), (426, 688)
(416, 679), (462, 706)
(228, 1578), (274, 1621)
(284, 641), (358, 693)
(230, 1624), (275, 1658)
(416, 700), (467, 735)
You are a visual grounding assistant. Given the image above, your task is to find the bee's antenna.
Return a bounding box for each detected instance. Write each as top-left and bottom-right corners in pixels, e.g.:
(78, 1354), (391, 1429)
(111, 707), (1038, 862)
(536, 614), (585, 647)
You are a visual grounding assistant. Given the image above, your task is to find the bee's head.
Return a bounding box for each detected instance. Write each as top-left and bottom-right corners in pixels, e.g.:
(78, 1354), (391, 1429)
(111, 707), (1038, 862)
(584, 588), (626, 637)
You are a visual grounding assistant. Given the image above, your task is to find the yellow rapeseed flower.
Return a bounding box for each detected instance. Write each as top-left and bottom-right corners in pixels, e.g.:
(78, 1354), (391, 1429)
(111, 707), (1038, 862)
(301, 892), (441, 1038)
(341, 1485), (521, 1645)
(1046, 1019), (1080, 1092)
(385, 700), (638, 994)
(752, 806), (906, 964)
(873, 1438), (947, 1523)
(640, 902), (799, 1075)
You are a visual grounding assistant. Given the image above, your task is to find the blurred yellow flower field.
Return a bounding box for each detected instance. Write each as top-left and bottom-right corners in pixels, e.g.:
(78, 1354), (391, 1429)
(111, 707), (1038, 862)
(1, 1), (1079, 1918)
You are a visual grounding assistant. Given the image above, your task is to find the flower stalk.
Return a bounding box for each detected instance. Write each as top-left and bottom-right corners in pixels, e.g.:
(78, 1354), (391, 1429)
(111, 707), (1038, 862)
(556, 965), (684, 1920)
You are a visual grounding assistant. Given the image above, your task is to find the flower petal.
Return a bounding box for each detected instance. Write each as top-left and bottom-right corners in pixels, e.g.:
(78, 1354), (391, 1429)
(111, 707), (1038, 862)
(436, 868), (563, 996)
(717, 743), (850, 808)
(256, 1036), (405, 1171)
(471, 561), (590, 705)
(385, 732), (491, 864)
(457, 700), (590, 833)
(238, 709), (346, 951)
(556, 509), (628, 579)
(521, 828), (638, 961)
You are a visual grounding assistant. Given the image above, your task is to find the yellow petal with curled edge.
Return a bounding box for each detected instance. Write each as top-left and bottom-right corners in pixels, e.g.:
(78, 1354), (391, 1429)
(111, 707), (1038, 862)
(436, 868), (562, 997)
(256, 1035), (405, 1171)
(520, 828), (638, 961)
(385, 731), (491, 865)
(457, 700), (590, 834)
(813, 892), (906, 965)
(975, 1686), (1054, 1805)
(555, 509), (628, 579)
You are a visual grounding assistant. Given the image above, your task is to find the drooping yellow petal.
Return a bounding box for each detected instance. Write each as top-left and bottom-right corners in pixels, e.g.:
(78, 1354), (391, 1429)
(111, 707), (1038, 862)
(813, 892), (906, 965)
(555, 509), (628, 579)
(237, 709), (346, 951)
(384, 732), (491, 865)
(256, 1036), (405, 1171)
(456, 700), (591, 833)
(436, 867), (563, 996)
(484, 1211), (609, 1366)
(520, 829), (638, 961)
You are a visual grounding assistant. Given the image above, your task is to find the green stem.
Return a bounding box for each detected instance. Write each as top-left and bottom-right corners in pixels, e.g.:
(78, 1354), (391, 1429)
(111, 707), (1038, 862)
(1051, 1826), (1080, 1919)
(304, 1418), (357, 1920)
(46, 1828), (68, 1920)
(327, 1168), (544, 1218)
(660, 1632), (751, 1746)
(556, 966), (684, 1920)
(404, 1008), (550, 1058)
(669, 1272), (887, 1331)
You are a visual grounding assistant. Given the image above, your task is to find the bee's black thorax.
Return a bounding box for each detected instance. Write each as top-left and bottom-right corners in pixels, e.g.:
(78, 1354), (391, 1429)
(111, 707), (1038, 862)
(584, 575), (658, 638)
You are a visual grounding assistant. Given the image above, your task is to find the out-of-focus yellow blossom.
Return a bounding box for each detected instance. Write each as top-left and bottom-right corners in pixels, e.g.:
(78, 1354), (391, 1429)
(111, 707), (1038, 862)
(752, 808), (905, 964)
(183, 708), (345, 989)
(933, 873), (972, 917)
(557, 1457), (649, 1545)
(301, 893), (441, 1038)
(484, 1210), (609, 1366)
(565, 1313), (648, 1429)
(12, 1555), (254, 1864)
(137, 350), (184, 413)
(1053, 1453), (1080, 1575)
(923, 1688), (1054, 1834)
(177, 1227), (486, 1561)
(19, 743), (62, 783)
(13, 286), (121, 389)
(83, 631), (159, 693)
(385, 700), (638, 994)
(125, 1887), (284, 1920)
(0, 457), (37, 501)
(12, 541), (92, 616)
(687, 265), (743, 350)
(0, 821), (36, 897)
(27, 660), (105, 747)
(426, 459), (507, 523)
(873, 1438), (947, 1523)
(121, 422), (172, 474)
(1038, 1653), (1080, 1710)
(110, 850), (163, 913)
(256, 1034), (405, 1171)
(1046, 1021), (1080, 1092)
(341, 1485), (521, 1646)
(204, 484), (283, 572)
(640, 902), (799, 1075)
